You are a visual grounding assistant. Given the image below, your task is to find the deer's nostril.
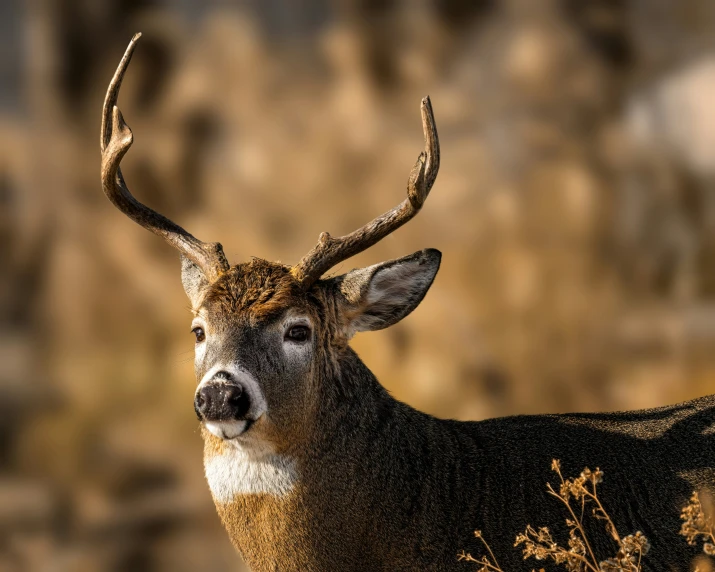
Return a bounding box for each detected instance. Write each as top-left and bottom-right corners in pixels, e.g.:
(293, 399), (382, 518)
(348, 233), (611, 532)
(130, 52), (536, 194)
(194, 390), (207, 420)
(226, 385), (250, 419)
(227, 385), (243, 402)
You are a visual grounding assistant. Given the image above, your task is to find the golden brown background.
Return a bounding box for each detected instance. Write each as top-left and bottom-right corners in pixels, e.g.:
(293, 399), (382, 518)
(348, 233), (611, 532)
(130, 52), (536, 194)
(2, 0), (715, 570)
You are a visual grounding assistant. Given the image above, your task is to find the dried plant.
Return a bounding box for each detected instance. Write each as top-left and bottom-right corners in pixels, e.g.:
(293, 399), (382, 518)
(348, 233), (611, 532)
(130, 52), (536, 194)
(680, 490), (715, 560)
(514, 460), (650, 571)
(460, 461), (650, 571)
(458, 530), (505, 572)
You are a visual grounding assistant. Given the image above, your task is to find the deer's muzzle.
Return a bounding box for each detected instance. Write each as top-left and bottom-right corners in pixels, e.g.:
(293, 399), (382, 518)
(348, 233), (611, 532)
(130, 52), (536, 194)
(195, 379), (251, 422)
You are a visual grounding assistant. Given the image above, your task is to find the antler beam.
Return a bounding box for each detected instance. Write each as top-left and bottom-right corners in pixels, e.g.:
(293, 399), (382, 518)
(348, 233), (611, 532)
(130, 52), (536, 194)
(291, 96), (440, 288)
(101, 33), (229, 282)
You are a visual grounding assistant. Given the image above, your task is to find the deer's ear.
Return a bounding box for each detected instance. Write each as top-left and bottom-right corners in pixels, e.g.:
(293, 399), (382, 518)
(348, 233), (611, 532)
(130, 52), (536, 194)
(181, 255), (210, 308)
(335, 249), (441, 336)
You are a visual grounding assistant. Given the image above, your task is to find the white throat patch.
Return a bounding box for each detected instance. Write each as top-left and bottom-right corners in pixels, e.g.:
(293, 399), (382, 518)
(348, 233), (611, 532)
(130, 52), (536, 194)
(205, 444), (298, 502)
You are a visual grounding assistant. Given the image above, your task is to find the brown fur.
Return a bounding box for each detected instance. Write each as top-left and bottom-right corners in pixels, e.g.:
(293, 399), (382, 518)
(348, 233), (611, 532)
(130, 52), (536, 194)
(204, 260), (299, 320)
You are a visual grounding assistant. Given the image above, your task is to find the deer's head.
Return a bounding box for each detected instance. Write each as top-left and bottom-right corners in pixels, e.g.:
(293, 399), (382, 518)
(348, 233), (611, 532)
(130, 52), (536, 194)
(100, 35), (440, 455)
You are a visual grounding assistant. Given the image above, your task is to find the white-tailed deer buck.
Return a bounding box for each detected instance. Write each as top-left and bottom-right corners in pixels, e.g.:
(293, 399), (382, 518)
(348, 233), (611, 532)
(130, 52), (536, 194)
(101, 35), (715, 571)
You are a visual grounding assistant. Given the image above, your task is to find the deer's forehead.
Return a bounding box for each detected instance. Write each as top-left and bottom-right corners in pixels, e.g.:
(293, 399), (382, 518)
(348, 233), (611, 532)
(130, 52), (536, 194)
(198, 262), (319, 324)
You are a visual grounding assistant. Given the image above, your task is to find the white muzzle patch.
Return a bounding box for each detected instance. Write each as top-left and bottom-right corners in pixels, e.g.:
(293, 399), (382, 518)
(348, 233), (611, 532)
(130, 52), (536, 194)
(205, 419), (251, 440)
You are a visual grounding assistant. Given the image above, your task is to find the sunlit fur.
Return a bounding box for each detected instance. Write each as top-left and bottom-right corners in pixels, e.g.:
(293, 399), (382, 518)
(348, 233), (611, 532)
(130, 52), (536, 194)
(190, 257), (715, 571)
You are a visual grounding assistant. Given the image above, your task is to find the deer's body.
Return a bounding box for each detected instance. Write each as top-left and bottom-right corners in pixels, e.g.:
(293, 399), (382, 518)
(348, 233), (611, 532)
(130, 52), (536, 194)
(190, 262), (709, 571)
(99, 36), (713, 572)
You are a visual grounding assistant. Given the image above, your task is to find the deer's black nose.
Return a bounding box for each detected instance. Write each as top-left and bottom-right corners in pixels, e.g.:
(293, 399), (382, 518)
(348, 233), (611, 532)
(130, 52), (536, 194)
(195, 381), (251, 421)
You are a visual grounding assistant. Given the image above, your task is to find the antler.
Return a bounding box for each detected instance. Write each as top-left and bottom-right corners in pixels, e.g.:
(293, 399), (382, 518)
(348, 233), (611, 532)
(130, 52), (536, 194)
(291, 96), (440, 288)
(101, 34), (229, 282)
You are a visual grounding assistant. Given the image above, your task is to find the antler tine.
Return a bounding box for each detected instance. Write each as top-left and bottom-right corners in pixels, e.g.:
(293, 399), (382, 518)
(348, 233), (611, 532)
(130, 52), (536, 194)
(101, 34), (229, 282)
(292, 96), (440, 288)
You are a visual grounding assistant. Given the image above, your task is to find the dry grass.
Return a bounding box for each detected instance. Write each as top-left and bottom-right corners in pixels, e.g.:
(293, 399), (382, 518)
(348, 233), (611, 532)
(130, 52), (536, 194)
(460, 460), (650, 571)
(458, 530), (505, 572)
(681, 490), (715, 563)
(461, 461), (715, 571)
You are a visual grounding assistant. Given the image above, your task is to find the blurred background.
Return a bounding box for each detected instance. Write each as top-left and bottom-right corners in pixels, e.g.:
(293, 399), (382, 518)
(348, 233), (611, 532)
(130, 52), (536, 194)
(2, 0), (715, 569)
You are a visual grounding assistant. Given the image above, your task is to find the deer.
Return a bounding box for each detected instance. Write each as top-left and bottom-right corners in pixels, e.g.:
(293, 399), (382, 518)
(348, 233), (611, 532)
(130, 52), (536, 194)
(100, 35), (715, 571)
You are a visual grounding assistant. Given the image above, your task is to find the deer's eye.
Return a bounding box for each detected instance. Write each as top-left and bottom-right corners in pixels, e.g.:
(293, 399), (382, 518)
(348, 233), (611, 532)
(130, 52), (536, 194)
(285, 325), (310, 343)
(192, 326), (206, 343)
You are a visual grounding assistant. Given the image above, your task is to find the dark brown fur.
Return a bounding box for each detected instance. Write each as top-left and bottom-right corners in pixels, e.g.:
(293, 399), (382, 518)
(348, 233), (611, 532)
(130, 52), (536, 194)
(204, 260), (305, 320)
